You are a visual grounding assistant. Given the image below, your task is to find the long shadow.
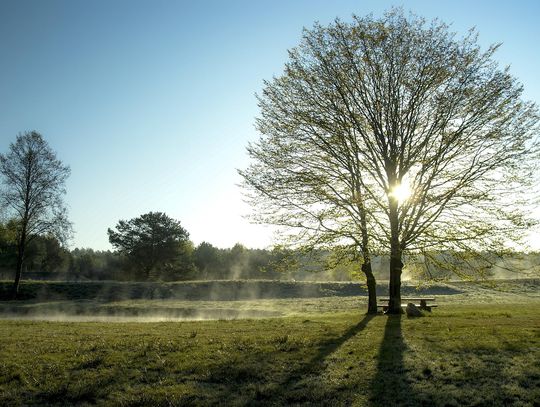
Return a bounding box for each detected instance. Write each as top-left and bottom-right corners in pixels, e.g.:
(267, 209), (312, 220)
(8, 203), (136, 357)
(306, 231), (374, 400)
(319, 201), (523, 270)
(301, 313), (376, 375)
(181, 313), (376, 405)
(241, 313), (376, 405)
(369, 315), (420, 407)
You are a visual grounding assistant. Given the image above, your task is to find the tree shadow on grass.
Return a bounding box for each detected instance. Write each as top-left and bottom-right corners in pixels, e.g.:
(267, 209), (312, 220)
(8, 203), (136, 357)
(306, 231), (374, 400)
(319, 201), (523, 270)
(242, 313), (377, 405)
(170, 314), (376, 406)
(369, 315), (421, 407)
(298, 313), (376, 377)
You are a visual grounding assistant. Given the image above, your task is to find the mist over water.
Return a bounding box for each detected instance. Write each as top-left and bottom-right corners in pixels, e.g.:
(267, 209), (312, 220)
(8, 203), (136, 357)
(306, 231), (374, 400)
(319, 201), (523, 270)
(1, 274), (538, 323)
(0, 280), (361, 322)
(0, 308), (283, 323)
(0, 279), (467, 322)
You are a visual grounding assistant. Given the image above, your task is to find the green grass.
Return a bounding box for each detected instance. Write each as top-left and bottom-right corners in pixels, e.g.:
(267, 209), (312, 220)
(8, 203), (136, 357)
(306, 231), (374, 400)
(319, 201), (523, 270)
(1, 301), (539, 406)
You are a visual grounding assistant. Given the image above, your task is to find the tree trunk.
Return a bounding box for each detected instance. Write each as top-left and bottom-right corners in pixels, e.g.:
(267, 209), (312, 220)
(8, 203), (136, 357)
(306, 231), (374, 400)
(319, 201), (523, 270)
(12, 233), (26, 300)
(387, 250), (403, 314)
(363, 261), (378, 314)
(357, 185), (377, 314)
(387, 194), (403, 314)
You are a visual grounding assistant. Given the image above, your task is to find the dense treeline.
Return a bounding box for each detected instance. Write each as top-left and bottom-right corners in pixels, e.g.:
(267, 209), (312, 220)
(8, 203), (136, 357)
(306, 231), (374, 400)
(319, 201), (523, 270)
(0, 209), (360, 282)
(0, 217), (372, 282)
(0, 223), (290, 281)
(1, 221), (539, 282)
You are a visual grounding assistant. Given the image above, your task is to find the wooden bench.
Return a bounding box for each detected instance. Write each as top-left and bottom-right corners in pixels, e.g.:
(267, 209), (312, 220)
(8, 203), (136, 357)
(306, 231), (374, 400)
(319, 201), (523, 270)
(377, 297), (437, 312)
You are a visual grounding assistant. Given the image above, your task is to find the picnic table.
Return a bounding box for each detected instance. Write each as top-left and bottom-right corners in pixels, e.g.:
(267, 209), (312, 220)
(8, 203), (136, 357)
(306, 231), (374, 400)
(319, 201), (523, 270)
(377, 297), (437, 312)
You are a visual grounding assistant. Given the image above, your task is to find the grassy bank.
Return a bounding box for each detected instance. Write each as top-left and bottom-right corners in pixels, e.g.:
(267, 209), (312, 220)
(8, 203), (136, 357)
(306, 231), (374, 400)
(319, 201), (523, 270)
(1, 302), (539, 406)
(0, 280), (372, 301)
(2, 277), (532, 302)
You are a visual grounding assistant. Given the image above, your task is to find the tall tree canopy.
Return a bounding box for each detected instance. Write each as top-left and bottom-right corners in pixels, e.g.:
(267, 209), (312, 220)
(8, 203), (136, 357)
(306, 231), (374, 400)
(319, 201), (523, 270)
(0, 131), (71, 298)
(108, 211), (192, 280)
(241, 9), (539, 313)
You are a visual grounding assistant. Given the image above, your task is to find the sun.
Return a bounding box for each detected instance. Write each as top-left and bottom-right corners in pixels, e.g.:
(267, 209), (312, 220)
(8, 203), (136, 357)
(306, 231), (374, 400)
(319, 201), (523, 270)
(389, 182), (411, 203)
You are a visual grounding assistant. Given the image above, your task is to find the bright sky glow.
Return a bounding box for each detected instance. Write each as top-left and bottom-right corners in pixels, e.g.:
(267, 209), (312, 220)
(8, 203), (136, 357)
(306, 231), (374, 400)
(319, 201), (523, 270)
(0, 0), (539, 250)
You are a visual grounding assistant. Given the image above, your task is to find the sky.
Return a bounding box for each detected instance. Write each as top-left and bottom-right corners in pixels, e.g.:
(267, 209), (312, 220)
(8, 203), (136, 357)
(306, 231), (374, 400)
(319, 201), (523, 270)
(0, 0), (539, 251)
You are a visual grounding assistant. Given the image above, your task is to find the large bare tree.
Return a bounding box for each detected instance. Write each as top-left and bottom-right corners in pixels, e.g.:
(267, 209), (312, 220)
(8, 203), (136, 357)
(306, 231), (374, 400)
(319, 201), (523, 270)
(241, 9), (539, 313)
(0, 132), (71, 298)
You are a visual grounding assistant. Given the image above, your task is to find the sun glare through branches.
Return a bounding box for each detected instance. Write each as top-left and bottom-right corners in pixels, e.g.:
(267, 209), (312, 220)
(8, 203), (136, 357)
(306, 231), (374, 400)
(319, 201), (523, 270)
(388, 181), (412, 203)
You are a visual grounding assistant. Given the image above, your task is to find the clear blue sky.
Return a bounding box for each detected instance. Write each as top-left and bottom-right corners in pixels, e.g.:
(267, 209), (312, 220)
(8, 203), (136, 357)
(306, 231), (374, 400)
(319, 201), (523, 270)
(1, 0), (539, 250)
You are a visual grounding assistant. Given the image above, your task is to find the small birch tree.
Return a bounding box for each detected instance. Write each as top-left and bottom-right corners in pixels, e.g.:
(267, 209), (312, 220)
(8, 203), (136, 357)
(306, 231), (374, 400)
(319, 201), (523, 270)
(0, 131), (71, 298)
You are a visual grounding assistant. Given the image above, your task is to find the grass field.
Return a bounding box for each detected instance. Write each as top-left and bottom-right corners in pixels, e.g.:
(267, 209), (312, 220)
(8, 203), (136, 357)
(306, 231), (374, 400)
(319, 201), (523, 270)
(0, 280), (539, 406)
